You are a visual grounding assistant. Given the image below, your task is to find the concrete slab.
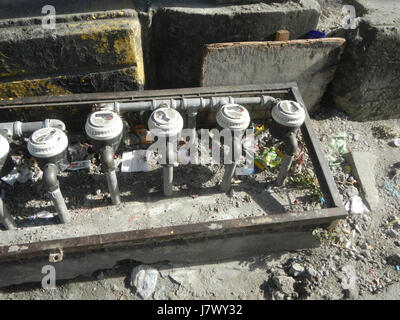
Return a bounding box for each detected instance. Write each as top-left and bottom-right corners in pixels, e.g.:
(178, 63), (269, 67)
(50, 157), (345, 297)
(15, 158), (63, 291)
(345, 151), (380, 211)
(201, 38), (345, 112)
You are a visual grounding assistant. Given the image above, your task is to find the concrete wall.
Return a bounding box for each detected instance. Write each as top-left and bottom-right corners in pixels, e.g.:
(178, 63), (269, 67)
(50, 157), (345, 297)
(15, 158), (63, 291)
(329, 0), (400, 120)
(0, 0), (320, 99)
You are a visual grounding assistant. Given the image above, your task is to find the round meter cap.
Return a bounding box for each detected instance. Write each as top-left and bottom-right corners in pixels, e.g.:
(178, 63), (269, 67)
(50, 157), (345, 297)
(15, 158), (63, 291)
(0, 135), (10, 160)
(28, 127), (68, 159)
(85, 111), (123, 141)
(272, 100), (305, 128)
(216, 104), (250, 131)
(148, 107), (184, 137)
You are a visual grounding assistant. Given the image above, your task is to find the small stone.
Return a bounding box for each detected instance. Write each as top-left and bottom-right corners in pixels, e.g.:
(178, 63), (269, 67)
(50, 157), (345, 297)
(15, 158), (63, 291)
(130, 265), (159, 299)
(345, 186), (359, 198)
(344, 287), (359, 300)
(361, 250), (371, 259)
(272, 276), (295, 296)
(96, 271), (104, 281)
(386, 228), (399, 238)
(288, 263), (304, 277)
(305, 266), (318, 279)
(333, 255), (340, 262)
(388, 253), (400, 265)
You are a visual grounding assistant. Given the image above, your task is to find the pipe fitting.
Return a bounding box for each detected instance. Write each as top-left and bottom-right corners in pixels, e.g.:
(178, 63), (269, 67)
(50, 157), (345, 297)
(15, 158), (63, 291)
(43, 163), (60, 192)
(281, 131), (299, 156)
(100, 146), (116, 173)
(0, 119), (66, 142)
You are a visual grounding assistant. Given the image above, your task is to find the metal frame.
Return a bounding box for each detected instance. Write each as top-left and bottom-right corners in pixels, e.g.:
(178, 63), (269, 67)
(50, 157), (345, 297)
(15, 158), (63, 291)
(0, 82), (346, 265)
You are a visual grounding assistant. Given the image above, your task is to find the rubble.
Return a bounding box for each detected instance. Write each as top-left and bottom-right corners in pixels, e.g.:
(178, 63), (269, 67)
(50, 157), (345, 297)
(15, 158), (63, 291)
(130, 265), (159, 299)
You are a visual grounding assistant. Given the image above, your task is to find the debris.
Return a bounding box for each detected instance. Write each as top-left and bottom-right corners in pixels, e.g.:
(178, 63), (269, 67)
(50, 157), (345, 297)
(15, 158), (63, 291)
(345, 195), (370, 215)
(67, 160), (91, 171)
(391, 139), (400, 147)
(134, 125), (152, 145)
(130, 265), (158, 299)
(68, 142), (90, 162)
(1, 169), (20, 186)
(387, 253), (400, 265)
(307, 30), (326, 39)
(26, 212), (54, 221)
(272, 275), (295, 296)
(289, 263), (304, 277)
(372, 125), (397, 140)
(339, 265), (358, 299)
(345, 186), (359, 198)
(254, 147), (283, 170)
(290, 168), (322, 202)
(121, 150), (151, 173)
(382, 173), (400, 204)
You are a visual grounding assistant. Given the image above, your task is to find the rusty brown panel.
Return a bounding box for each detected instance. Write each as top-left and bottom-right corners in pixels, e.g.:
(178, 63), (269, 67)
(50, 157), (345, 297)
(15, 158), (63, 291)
(0, 206), (346, 261)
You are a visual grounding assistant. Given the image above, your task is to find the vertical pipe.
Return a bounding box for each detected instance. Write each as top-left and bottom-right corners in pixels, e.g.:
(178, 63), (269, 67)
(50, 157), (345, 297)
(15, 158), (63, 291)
(276, 154), (293, 186)
(106, 170), (121, 205)
(220, 163), (237, 193)
(43, 164), (70, 224)
(0, 198), (16, 230)
(101, 146), (121, 205)
(163, 165), (173, 196)
(276, 131), (298, 186)
(163, 139), (174, 196)
(220, 133), (242, 193)
(50, 187), (71, 224)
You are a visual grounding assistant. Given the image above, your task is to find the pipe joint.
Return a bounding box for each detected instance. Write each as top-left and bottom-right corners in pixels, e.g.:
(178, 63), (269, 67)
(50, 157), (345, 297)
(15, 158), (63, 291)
(100, 146), (116, 173)
(43, 163), (60, 192)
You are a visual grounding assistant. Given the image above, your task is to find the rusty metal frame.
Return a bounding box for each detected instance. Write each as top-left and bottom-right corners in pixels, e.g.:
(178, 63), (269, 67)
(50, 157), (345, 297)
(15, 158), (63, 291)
(0, 82), (347, 263)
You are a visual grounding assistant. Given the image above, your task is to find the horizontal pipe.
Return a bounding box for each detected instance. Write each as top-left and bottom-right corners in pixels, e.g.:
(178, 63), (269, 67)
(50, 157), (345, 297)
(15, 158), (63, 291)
(103, 95), (277, 113)
(0, 119), (66, 142)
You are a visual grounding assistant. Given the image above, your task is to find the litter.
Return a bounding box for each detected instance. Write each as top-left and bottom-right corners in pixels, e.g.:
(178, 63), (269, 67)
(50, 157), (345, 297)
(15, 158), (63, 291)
(372, 125), (397, 140)
(254, 147), (283, 170)
(134, 125), (152, 145)
(121, 150), (151, 173)
(345, 195), (370, 214)
(67, 160), (91, 171)
(26, 212), (54, 221)
(68, 142), (90, 162)
(307, 30), (326, 39)
(391, 139), (400, 147)
(382, 173), (400, 203)
(326, 132), (347, 166)
(1, 169), (20, 186)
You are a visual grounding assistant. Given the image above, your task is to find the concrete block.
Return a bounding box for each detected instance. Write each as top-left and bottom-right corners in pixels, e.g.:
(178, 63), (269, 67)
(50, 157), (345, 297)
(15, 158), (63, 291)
(345, 151), (380, 211)
(150, 0), (321, 88)
(0, 67), (142, 99)
(330, 0), (400, 121)
(0, 11), (144, 96)
(201, 38), (345, 112)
